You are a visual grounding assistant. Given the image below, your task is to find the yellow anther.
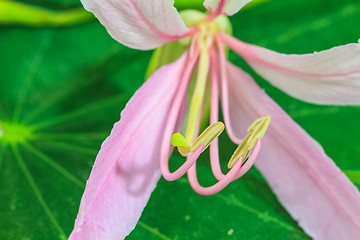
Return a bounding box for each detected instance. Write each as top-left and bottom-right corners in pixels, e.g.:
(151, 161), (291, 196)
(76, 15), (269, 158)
(171, 122), (225, 157)
(247, 116), (271, 147)
(228, 133), (252, 169)
(191, 122), (224, 152)
(227, 116), (271, 169)
(247, 117), (264, 132)
(171, 133), (191, 157)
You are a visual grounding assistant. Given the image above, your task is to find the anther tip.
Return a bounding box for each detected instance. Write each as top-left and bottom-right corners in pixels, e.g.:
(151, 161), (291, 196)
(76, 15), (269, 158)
(262, 116), (271, 131)
(213, 121), (225, 131)
(264, 115), (271, 123)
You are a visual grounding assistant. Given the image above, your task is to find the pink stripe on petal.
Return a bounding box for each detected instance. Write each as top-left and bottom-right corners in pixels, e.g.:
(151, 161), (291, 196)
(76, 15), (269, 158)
(69, 55), (187, 240)
(81, 0), (190, 50)
(225, 61), (360, 240)
(204, 0), (253, 16)
(221, 34), (360, 105)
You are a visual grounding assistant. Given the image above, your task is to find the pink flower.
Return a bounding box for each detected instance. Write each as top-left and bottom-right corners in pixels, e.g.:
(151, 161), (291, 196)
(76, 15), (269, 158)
(69, 1), (360, 239)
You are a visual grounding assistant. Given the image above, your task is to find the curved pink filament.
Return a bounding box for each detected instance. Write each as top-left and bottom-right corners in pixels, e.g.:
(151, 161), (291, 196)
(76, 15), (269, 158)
(216, 35), (243, 144)
(165, 144), (204, 181)
(187, 139), (262, 195)
(209, 45), (261, 182)
(187, 155), (243, 196)
(234, 139), (262, 180)
(189, 33), (199, 58)
(160, 49), (200, 181)
(209, 47), (226, 181)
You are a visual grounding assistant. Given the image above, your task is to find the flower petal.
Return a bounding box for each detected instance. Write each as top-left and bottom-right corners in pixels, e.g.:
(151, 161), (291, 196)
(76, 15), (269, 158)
(225, 61), (360, 239)
(69, 55), (186, 240)
(221, 34), (360, 105)
(203, 0), (252, 16)
(81, 0), (190, 50)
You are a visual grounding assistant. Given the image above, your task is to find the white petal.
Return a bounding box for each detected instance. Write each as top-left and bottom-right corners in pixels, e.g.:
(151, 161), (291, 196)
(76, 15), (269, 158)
(203, 0), (252, 16)
(81, 0), (189, 50)
(222, 34), (360, 105)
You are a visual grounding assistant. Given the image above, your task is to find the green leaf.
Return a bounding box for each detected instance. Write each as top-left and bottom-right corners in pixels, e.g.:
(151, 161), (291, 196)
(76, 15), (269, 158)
(1, 0), (360, 239)
(0, 21), (145, 239)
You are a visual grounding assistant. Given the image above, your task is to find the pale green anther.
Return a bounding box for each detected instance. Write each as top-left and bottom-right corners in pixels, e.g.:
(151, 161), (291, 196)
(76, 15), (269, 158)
(228, 116), (271, 169)
(171, 122), (224, 157)
(171, 133), (189, 147)
(191, 122), (224, 152)
(247, 117), (264, 132)
(247, 116), (271, 146)
(171, 133), (191, 156)
(228, 133), (252, 168)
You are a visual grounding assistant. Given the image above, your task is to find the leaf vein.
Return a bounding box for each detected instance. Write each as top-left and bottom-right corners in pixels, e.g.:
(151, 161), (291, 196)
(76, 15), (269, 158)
(138, 221), (174, 240)
(38, 141), (98, 156)
(12, 144), (67, 239)
(12, 31), (54, 121)
(22, 142), (85, 188)
(30, 94), (127, 131)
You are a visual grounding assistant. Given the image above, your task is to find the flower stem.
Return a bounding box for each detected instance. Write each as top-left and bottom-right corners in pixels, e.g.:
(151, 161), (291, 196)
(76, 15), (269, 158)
(0, 1), (93, 27)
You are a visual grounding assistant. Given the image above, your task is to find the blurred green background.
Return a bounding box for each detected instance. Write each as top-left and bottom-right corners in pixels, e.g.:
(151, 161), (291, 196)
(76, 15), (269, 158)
(0, 0), (360, 239)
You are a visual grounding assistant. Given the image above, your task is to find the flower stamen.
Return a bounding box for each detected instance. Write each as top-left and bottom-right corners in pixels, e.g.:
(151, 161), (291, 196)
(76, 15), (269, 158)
(171, 122), (224, 157)
(228, 116), (271, 168)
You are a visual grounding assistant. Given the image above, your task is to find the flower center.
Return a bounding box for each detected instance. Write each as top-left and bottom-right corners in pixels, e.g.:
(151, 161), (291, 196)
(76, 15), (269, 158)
(159, 10), (271, 195)
(179, 9), (232, 46)
(171, 11), (271, 169)
(176, 10), (232, 144)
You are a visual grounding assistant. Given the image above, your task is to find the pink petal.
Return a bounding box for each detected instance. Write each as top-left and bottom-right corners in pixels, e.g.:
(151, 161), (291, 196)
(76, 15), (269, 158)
(221, 34), (360, 105)
(81, 0), (190, 50)
(203, 0), (252, 16)
(69, 55), (186, 240)
(225, 61), (360, 239)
